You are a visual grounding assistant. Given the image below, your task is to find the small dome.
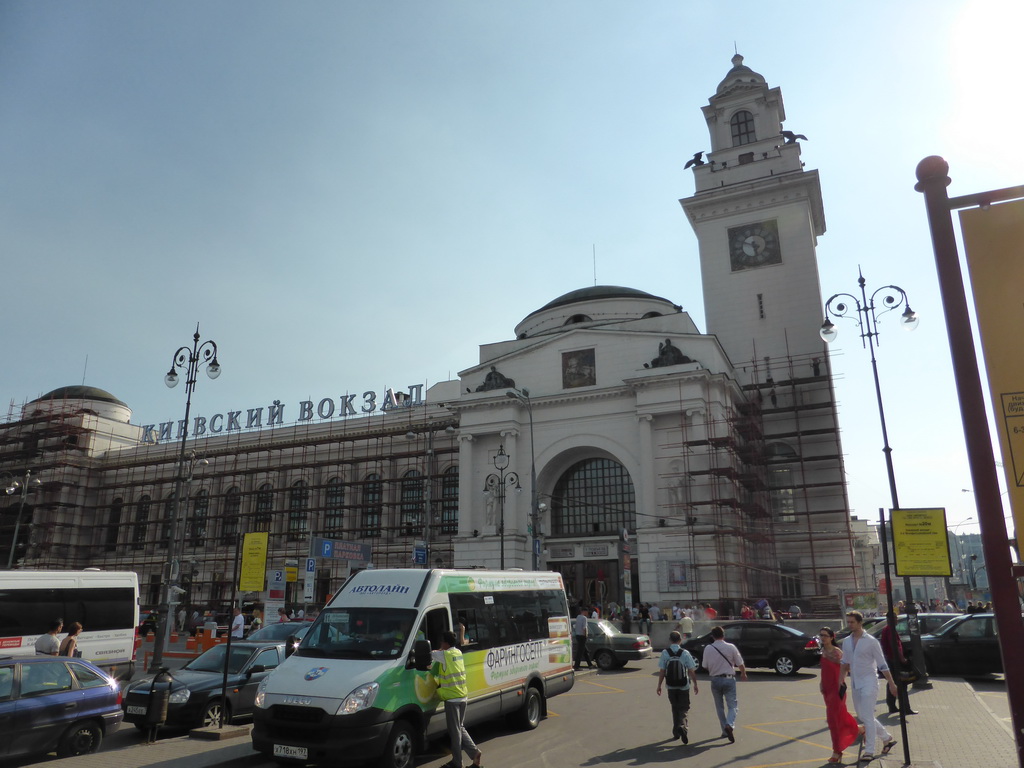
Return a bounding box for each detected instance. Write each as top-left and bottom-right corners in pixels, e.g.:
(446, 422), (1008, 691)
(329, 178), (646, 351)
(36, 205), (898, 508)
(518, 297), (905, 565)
(529, 286), (673, 316)
(31, 386), (129, 408)
(716, 54), (767, 97)
(515, 285), (682, 338)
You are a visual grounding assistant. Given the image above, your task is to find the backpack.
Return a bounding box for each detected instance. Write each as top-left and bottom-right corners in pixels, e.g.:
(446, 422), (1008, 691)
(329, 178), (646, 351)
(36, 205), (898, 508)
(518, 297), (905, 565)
(665, 647), (688, 687)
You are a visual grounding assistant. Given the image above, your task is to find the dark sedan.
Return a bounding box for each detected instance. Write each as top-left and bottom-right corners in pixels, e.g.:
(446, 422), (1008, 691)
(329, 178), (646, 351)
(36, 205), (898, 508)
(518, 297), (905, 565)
(245, 620), (310, 653)
(585, 619), (653, 670)
(684, 621), (821, 676)
(122, 642), (284, 729)
(920, 613), (1002, 676)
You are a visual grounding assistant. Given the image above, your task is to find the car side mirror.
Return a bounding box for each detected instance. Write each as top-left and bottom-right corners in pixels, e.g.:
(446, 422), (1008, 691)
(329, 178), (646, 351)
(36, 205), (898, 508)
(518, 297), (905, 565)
(285, 636), (299, 657)
(412, 639), (432, 671)
(247, 665), (266, 677)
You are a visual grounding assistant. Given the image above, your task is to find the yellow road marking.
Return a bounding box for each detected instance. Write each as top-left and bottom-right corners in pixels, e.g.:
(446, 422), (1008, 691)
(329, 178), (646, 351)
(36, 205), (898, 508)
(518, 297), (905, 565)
(743, 724), (834, 752)
(562, 679), (625, 694)
(748, 717), (825, 726)
(737, 759), (840, 768)
(769, 695), (826, 709)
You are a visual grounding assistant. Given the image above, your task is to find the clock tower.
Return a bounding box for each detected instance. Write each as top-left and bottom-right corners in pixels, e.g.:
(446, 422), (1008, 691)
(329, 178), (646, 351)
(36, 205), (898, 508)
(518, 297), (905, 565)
(680, 54), (826, 378)
(680, 56), (856, 603)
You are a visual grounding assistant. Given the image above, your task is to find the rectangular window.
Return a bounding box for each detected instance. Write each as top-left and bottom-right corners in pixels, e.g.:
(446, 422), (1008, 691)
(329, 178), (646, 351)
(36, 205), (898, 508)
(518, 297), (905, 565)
(449, 589), (569, 651)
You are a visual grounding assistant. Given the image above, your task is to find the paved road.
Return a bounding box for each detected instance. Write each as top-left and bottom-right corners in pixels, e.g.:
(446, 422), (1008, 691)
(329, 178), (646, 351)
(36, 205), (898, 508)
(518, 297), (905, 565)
(14, 653), (1018, 768)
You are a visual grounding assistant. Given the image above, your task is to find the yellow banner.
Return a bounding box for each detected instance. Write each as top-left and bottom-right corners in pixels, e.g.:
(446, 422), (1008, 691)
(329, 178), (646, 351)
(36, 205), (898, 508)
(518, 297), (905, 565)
(892, 508), (951, 577)
(960, 200), (1024, 546)
(239, 532), (269, 592)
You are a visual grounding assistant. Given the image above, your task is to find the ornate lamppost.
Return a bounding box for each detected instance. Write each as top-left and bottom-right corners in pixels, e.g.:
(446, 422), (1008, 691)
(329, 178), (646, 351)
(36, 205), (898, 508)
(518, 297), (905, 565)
(4, 469), (42, 569)
(505, 387), (542, 570)
(820, 270), (927, 687)
(150, 324), (221, 672)
(483, 445), (520, 570)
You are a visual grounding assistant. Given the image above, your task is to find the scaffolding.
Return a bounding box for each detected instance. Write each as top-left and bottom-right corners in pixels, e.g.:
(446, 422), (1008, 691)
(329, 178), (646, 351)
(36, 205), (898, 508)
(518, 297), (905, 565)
(655, 345), (858, 612)
(0, 398), (459, 613)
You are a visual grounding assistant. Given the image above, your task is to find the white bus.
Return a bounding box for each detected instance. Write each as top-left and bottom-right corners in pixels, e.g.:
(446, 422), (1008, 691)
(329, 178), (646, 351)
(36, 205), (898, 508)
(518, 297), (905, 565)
(0, 570), (139, 680)
(252, 569), (574, 768)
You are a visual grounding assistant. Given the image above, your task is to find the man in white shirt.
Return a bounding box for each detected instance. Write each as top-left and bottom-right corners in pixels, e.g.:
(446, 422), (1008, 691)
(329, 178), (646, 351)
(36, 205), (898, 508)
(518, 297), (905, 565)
(573, 607), (593, 670)
(701, 626), (747, 742)
(34, 618), (63, 655)
(840, 611), (899, 761)
(230, 607), (245, 639)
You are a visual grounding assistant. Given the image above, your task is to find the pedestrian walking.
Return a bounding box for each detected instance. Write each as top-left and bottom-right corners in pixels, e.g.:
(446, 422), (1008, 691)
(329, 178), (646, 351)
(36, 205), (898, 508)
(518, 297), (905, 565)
(230, 607), (245, 639)
(35, 618), (63, 656)
(429, 630), (483, 768)
(656, 630), (698, 743)
(676, 612), (694, 639)
(177, 607), (187, 633)
(58, 622), (83, 657)
(840, 611), (899, 762)
(573, 606), (593, 669)
(880, 614), (917, 715)
(818, 627), (861, 763)
(701, 626), (746, 742)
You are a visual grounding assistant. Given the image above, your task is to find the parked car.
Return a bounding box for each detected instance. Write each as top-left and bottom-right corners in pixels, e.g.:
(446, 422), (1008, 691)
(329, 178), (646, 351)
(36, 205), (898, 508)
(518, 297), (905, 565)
(920, 613), (1002, 676)
(683, 621), (821, 676)
(834, 615), (886, 641)
(0, 656), (123, 760)
(585, 619), (653, 670)
(836, 613), (957, 645)
(122, 641), (284, 729)
(245, 620), (310, 653)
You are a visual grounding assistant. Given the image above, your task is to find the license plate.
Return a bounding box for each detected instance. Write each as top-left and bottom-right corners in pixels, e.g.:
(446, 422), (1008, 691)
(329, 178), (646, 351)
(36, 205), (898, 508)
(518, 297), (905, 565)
(127, 705), (147, 715)
(274, 744), (308, 760)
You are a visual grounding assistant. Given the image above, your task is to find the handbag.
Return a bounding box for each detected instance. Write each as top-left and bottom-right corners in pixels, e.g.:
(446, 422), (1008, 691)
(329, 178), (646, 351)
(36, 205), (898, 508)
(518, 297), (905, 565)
(838, 682), (847, 698)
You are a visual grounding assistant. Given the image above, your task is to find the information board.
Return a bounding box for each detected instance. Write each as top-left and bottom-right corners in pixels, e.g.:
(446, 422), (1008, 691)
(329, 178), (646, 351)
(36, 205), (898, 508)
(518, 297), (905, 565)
(892, 507), (952, 577)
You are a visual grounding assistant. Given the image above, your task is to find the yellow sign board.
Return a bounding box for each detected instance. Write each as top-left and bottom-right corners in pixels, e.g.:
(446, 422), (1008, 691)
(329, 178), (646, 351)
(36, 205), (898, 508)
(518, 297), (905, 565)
(960, 200), (1024, 546)
(285, 565), (298, 583)
(239, 532), (269, 592)
(892, 508), (951, 577)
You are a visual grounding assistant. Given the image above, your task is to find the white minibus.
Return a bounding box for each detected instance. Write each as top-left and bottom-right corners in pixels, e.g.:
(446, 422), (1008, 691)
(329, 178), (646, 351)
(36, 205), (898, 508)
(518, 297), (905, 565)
(252, 569), (574, 768)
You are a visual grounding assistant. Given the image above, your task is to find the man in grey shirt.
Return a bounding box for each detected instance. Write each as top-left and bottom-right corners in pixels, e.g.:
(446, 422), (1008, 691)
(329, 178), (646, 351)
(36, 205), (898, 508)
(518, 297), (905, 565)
(34, 618), (63, 655)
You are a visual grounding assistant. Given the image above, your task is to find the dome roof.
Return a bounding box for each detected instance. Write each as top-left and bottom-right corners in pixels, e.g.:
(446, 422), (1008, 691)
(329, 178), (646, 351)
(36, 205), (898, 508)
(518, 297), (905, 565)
(527, 285), (674, 318)
(31, 386), (129, 408)
(716, 54), (767, 97)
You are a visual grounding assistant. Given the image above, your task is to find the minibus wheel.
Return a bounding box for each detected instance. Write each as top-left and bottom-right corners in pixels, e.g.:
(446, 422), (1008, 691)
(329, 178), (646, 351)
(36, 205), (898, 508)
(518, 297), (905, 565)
(511, 686), (542, 730)
(378, 720), (415, 768)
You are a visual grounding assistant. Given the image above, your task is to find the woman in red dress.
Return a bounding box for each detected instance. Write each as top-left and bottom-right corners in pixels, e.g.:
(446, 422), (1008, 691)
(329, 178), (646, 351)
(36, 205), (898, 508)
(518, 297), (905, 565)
(819, 626), (862, 763)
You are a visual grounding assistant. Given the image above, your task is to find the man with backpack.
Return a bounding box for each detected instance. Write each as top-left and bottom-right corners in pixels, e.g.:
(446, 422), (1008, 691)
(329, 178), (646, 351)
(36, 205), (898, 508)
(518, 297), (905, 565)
(656, 630), (698, 743)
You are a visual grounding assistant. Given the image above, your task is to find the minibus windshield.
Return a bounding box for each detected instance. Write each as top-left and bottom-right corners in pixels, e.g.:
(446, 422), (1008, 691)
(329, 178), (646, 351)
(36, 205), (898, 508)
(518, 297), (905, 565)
(297, 607), (418, 659)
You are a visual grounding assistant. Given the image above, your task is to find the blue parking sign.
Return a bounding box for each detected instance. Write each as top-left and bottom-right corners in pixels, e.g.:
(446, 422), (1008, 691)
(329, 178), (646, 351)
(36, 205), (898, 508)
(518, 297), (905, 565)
(320, 539), (333, 558)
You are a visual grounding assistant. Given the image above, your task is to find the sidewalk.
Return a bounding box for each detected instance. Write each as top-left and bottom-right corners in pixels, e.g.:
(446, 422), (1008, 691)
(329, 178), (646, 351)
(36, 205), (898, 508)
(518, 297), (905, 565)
(45, 727), (256, 768)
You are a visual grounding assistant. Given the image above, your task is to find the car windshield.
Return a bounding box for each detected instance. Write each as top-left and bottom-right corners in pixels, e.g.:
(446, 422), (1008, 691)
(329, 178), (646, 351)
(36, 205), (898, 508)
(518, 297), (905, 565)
(247, 623), (308, 642)
(590, 620), (617, 636)
(932, 617), (971, 637)
(297, 607), (418, 659)
(183, 644), (255, 674)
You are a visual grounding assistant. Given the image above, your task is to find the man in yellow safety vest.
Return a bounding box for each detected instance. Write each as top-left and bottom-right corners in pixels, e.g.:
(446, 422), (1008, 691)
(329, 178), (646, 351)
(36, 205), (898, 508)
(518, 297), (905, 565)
(430, 630), (483, 768)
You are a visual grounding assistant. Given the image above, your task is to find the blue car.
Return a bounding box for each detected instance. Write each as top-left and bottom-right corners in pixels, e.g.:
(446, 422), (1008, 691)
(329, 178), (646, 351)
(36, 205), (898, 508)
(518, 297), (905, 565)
(0, 656), (123, 760)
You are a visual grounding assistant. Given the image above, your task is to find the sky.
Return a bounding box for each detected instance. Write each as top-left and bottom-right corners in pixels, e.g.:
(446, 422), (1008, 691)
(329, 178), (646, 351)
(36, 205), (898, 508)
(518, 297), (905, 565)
(2, 1), (1021, 542)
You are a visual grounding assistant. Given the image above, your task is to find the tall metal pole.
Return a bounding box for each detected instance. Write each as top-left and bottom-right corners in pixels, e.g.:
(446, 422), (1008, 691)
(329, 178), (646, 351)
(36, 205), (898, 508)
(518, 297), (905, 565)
(915, 155), (1024, 766)
(484, 446), (519, 571)
(150, 325), (220, 673)
(878, 509), (911, 767)
(507, 388), (540, 570)
(4, 469), (40, 569)
(821, 271), (929, 684)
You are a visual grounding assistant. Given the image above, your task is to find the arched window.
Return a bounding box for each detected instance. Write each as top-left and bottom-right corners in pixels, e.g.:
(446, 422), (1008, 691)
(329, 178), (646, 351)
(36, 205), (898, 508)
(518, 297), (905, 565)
(133, 495), (151, 545)
(324, 477), (345, 534)
(361, 473), (382, 539)
(190, 490), (209, 547)
(730, 110), (756, 146)
(439, 466), (459, 536)
(160, 493), (176, 548)
(105, 498), (123, 552)
(253, 483), (274, 532)
(564, 314), (592, 325)
(400, 470), (423, 537)
(221, 487), (241, 544)
(551, 458), (636, 536)
(288, 480), (310, 541)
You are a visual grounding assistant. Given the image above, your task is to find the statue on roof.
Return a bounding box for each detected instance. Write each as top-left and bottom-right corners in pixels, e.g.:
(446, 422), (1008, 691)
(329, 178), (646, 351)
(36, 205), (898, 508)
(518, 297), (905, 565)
(645, 339), (693, 369)
(476, 366), (516, 392)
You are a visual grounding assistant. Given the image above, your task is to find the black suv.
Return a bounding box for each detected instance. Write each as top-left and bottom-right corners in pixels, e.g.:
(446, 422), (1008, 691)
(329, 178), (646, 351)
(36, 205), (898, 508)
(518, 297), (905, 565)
(683, 621), (821, 676)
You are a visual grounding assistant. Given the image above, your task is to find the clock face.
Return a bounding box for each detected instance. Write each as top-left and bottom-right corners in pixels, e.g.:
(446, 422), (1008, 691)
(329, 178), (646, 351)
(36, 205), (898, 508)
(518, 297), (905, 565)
(728, 220), (781, 271)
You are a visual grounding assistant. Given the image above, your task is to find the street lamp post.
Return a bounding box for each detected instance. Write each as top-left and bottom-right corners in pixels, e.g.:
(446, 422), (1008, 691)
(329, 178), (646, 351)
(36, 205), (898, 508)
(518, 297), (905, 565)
(506, 388), (541, 570)
(483, 446), (520, 570)
(406, 424), (456, 568)
(4, 469), (42, 569)
(820, 269), (929, 686)
(150, 324), (221, 673)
